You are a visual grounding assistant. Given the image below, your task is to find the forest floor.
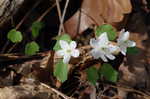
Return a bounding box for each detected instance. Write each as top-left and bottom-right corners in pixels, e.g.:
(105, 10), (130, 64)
(0, 0), (150, 99)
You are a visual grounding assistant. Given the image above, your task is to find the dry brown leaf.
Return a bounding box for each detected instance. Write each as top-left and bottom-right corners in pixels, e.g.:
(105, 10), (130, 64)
(116, 0), (132, 13)
(0, 84), (62, 99)
(64, 0), (132, 37)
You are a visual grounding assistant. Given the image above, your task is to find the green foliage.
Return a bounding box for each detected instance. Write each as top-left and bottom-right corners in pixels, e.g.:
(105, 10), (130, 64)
(54, 59), (68, 82)
(95, 24), (116, 40)
(7, 29), (23, 43)
(25, 41), (40, 56)
(86, 67), (99, 85)
(127, 47), (139, 54)
(31, 21), (44, 38)
(99, 63), (118, 82)
(53, 34), (71, 51)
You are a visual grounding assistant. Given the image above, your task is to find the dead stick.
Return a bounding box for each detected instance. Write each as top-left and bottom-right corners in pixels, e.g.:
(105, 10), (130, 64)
(109, 84), (150, 97)
(37, 3), (56, 22)
(55, 0), (65, 33)
(58, 0), (70, 35)
(40, 82), (74, 99)
(16, 0), (42, 30)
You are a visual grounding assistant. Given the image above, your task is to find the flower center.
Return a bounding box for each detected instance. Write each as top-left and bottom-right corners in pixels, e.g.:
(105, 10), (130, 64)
(124, 40), (128, 44)
(99, 47), (107, 52)
(66, 49), (71, 53)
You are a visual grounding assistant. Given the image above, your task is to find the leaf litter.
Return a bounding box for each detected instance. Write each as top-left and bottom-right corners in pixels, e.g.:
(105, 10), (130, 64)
(0, 0), (150, 99)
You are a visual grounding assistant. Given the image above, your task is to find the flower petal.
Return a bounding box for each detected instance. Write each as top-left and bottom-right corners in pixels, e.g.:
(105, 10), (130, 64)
(119, 31), (129, 42)
(100, 54), (108, 62)
(59, 40), (70, 49)
(70, 41), (77, 49)
(120, 46), (127, 55)
(98, 32), (109, 46)
(90, 49), (101, 59)
(127, 40), (136, 47)
(108, 44), (120, 53)
(56, 50), (65, 56)
(71, 49), (80, 57)
(106, 54), (115, 60)
(90, 38), (98, 48)
(63, 54), (71, 63)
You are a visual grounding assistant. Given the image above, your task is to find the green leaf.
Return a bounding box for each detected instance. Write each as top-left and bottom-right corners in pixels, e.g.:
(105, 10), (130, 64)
(86, 67), (99, 85)
(53, 34), (71, 51)
(7, 29), (23, 43)
(99, 63), (118, 82)
(31, 21), (44, 38)
(25, 41), (40, 56)
(95, 24), (116, 40)
(54, 59), (68, 82)
(127, 47), (139, 54)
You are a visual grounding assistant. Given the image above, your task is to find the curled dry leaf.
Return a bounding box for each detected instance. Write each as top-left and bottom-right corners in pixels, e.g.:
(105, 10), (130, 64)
(64, 0), (132, 37)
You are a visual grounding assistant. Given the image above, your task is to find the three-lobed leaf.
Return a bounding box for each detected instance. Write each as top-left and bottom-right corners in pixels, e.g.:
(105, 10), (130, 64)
(99, 63), (118, 82)
(86, 67), (99, 85)
(25, 41), (40, 56)
(7, 29), (23, 43)
(31, 21), (44, 38)
(54, 59), (68, 82)
(53, 34), (71, 51)
(95, 24), (116, 40)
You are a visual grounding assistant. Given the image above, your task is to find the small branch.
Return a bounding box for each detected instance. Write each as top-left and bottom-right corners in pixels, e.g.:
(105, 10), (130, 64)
(16, 0), (42, 30)
(40, 82), (74, 99)
(1, 41), (10, 53)
(55, 0), (62, 23)
(7, 43), (17, 53)
(109, 84), (150, 98)
(55, 0), (65, 33)
(45, 0), (70, 77)
(58, 0), (70, 36)
(37, 2), (56, 22)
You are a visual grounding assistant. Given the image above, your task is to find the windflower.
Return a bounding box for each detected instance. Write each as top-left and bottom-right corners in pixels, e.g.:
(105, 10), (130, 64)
(56, 40), (80, 64)
(117, 29), (136, 55)
(90, 32), (118, 62)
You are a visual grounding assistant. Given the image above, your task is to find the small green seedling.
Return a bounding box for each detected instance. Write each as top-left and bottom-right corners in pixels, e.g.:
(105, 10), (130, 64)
(7, 29), (23, 43)
(25, 41), (39, 56)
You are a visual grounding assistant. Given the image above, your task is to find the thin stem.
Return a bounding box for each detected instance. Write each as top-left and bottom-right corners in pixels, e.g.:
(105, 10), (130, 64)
(37, 3), (56, 22)
(109, 84), (150, 97)
(55, 0), (65, 33)
(7, 43), (17, 53)
(58, 0), (70, 36)
(55, 0), (62, 23)
(16, 0), (42, 30)
(40, 82), (74, 99)
(1, 41), (10, 53)
(45, 0), (69, 71)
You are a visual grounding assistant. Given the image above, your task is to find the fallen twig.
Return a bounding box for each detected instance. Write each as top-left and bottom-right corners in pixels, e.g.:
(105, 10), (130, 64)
(58, 0), (70, 35)
(40, 82), (74, 99)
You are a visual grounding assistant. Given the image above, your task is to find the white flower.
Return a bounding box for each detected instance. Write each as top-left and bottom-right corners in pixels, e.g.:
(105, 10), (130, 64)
(56, 40), (80, 64)
(90, 32), (118, 62)
(117, 29), (136, 55)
